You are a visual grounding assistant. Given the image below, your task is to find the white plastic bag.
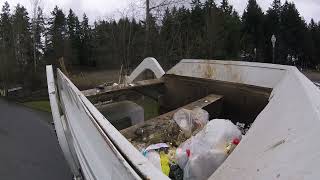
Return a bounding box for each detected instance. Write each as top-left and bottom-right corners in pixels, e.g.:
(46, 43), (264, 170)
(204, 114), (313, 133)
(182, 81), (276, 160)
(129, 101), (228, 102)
(184, 149), (226, 180)
(192, 107), (209, 128)
(176, 119), (242, 180)
(145, 150), (161, 170)
(175, 138), (191, 169)
(173, 109), (193, 136)
(173, 108), (209, 137)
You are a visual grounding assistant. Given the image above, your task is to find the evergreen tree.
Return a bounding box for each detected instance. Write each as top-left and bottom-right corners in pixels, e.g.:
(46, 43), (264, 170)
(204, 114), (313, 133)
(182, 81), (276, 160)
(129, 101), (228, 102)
(279, 1), (306, 65)
(160, 8), (175, 66)
(33, 7), (45, 68)
(66, 9), (81, 65)
(221, 0), (233, 14)
(80, 14), (92, 66)
(190, 0), (205, 58)
(242, 0), (265, 61)
(45, 6), (67, 66)
(0, 2), (15, 89)
(2, 0), (320, 93)
(264, 0), (282, 63)
(219, 0), (241, 58)
(308, 19), (319, 66)
(12, 4), (33, 80)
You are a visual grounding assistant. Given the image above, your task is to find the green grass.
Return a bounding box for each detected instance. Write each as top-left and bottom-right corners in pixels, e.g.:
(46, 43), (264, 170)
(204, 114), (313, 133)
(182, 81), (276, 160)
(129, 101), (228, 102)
(23, 100), (51, 113)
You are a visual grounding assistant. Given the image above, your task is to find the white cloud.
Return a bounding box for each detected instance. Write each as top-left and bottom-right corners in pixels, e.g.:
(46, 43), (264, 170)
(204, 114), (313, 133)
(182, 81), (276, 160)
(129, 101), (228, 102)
(0, 0), (132, 22)
(0, 0), (319, 23)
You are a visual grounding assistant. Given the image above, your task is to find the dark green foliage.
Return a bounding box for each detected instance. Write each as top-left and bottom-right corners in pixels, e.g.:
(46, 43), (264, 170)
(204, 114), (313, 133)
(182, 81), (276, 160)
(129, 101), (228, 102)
(242, 0), (265, 61)
(264, 0), (281, 63)
(45, 6), (67, 67)
(33, 7), (45, 67)
(79, 14), (94, 66)
(1, 0), (320, 92)
(66, 9), (81, 65)
(12, 4), (33, 83)
(279, 1), (307, 65)
(0, 2), (15, 89)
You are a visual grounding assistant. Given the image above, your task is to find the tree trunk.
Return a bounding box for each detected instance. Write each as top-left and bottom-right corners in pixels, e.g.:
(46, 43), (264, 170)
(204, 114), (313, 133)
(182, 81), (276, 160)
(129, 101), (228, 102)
(144, 0), (150, 57)
(33, 22), (37, 73)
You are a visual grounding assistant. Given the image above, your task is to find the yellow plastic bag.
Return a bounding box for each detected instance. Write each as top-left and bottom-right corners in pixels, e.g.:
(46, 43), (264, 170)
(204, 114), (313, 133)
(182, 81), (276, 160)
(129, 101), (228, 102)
(160, 151), (170, 176)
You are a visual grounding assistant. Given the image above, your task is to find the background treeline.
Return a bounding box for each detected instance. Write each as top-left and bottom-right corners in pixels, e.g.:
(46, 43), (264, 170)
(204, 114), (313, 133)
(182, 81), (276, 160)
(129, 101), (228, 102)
(1, 0), (320, 91)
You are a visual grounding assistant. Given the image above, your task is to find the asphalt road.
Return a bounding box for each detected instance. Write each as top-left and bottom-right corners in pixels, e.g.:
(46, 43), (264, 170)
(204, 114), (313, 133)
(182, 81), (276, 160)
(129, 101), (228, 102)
(0, 98), (72, 180)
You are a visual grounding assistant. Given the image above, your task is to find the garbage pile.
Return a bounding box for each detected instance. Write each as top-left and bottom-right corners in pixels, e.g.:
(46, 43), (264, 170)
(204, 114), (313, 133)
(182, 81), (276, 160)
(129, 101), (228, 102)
(138, 108), (242, 180)
(176, 119), (241, 180)
(236, 122), (251, 135)
(173, 108), (209, 137)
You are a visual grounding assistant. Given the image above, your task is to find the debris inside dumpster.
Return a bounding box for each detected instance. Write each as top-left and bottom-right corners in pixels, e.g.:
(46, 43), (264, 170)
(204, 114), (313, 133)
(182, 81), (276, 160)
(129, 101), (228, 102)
(129, 108), (210, 150)
(143, 143), (169, 153)
(139, 119), (243, 179)
(128, 108), (242, 179)
(160, 151), (171, 176)
(131, 119), (188, 148)
(169, 164), (184, 180)
(142, 143), (173, 176)
(145, 150), (161, 170)
(173, 108), (209, 137)
(176, 119), (242, 180)
(236, 122), (252, 135)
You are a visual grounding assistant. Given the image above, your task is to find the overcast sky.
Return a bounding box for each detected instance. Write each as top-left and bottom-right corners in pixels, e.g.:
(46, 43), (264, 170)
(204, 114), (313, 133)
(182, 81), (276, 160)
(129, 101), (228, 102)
(0, 0), (319, 23)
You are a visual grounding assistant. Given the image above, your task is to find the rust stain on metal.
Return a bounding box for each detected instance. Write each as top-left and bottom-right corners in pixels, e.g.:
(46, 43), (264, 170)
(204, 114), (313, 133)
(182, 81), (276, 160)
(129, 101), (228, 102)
(225, 64), (242, 83)
(204, 63), (216, 79)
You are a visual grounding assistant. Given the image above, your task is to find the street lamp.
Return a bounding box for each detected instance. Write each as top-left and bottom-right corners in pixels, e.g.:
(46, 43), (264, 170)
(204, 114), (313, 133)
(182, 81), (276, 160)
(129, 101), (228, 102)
(271, 35), (277, 64)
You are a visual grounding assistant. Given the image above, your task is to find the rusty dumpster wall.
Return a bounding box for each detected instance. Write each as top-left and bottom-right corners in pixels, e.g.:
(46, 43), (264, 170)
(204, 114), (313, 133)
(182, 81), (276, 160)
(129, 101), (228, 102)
(161, 74), (272, 124)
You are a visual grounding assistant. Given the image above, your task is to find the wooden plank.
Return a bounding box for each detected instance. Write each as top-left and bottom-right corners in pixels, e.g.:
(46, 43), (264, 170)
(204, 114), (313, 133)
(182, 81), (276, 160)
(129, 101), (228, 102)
(120, 94), (223, 142)
(82, 79), (164, 97)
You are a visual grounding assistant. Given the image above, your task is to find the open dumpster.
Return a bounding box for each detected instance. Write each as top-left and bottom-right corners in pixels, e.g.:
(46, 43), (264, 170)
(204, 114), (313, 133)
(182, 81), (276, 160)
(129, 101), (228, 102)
(47, 58), (320, 180)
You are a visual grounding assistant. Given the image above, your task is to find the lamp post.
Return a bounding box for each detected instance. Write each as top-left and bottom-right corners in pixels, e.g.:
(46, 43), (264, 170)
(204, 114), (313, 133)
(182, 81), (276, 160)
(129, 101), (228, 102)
(271, 35), (277, 64)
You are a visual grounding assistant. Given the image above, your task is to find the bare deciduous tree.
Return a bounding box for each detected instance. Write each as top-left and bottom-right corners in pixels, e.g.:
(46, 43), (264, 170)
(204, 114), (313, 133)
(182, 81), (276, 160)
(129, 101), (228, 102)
(29, 0), (41, 72)
(144, 0), (188, 56)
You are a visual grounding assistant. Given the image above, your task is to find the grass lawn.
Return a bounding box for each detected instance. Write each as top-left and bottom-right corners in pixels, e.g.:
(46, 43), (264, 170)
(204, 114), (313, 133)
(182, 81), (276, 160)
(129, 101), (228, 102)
(23, 100), (51, 113)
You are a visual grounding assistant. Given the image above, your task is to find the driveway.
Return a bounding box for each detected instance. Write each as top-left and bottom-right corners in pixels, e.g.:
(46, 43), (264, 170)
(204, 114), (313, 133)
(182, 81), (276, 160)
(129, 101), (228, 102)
(0, 98), (72, 180)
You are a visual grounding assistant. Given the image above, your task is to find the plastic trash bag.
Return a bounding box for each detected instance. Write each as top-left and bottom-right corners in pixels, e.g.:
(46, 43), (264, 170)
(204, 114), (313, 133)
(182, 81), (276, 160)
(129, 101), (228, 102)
(192, 107), (209, 128)
(145, 150), (161, 170)
(143, 143), (169, 171)
(160, 151), (170, 176)
(173, 109), (194, 136)
(176, 119), (242, 180)
(173, 108), (209, 137)
(175, 143), (190, 170)
(144, 143), (169, 152)
(143, 143), (171, 176)
(184, 149), (226, 180)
